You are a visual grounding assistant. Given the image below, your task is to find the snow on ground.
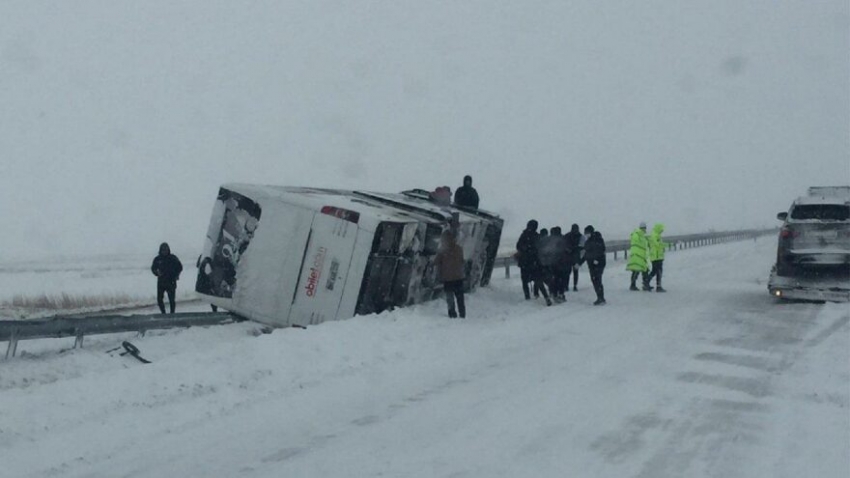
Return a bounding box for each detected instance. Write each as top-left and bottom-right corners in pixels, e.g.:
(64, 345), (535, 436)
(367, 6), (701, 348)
(1, 237), (848, 478)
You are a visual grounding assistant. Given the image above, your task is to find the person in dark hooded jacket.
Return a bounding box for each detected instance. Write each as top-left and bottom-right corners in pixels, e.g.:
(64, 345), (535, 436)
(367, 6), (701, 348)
(548, 226), (569, 302)
(151, 242), (183, 314)
(453, 175), (479, 209)
(515, 220), (552, 305)
(582, 226), (607, 305)
(535, 228), (550, 294)
(564, 223), (583, 291)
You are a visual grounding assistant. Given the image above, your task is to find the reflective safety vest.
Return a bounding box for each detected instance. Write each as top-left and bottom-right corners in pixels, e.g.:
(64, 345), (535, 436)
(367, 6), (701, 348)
(626, 229), (649, 272)
(648, 223), (666, 262)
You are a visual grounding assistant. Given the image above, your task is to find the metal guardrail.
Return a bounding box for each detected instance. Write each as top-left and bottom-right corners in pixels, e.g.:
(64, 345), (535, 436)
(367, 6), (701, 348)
(497, 228), (777, 278)
(2, 312), (238, 359)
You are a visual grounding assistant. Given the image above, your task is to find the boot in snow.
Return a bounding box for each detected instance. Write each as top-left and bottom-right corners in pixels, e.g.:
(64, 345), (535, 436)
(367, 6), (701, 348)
(656, 286), (666, 293)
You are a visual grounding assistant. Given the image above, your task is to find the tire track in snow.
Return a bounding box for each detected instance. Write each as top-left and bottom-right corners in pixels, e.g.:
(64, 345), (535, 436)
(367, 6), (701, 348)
(628, 300), (824, 478)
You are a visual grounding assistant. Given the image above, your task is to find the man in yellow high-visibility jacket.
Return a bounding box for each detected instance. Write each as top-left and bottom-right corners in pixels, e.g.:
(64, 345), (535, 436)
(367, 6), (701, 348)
(646, 223), (667, 292)
(626, 222), (651, 291)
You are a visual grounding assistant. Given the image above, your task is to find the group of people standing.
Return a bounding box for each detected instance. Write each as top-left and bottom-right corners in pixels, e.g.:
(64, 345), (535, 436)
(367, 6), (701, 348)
(516, 221), (608, 306)
(515, 220), (668, 306)
(627, 222), (667, 292)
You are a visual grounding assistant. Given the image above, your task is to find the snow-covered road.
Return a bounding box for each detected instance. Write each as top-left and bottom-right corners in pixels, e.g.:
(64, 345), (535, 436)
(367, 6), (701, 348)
(1, 237), (848, 477)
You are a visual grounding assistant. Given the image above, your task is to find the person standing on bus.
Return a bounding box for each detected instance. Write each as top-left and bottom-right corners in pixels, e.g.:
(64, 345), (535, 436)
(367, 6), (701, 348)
(151, 242), (183, 314)
(430, 186), (452, 206)
(435, 230), (466, 318)
(454, 175), (480, 209)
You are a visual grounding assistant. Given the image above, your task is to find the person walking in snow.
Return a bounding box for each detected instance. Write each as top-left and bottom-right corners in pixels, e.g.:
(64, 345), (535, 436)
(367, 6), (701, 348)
(151, 242), (183, 314)
(579, 225), (589, 265)
(536, 228), (552, 298)
(583, 225), (607, 305)
(564, 223), (584, 291)
(646, 223), (667, 292)
(453, 175), (480, 209)
(626, 222), (651, 291)
(515, 220), (552, 305)
(435, 230), (466, 318)
(548, 226), (569, 302)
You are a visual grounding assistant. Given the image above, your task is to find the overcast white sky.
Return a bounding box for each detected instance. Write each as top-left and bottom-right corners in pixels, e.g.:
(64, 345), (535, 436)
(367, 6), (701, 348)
(1, 1), (848, 260)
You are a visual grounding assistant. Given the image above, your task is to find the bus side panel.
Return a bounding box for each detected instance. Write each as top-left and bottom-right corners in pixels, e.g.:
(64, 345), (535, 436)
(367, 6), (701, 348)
(231, 202), (314, 326)
(288, 213), (360, 327)
(335, 225), (374, 320)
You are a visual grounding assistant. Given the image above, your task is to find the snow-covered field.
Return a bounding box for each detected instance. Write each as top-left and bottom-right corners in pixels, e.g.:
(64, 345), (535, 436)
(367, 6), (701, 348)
(1, 237), (848, 478)
(0, 251), (198, 319)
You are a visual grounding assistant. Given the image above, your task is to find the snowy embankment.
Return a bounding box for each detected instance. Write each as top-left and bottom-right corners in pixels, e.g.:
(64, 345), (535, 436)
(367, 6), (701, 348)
(1, 237), (848, 478)
(0, 252), (197, 319)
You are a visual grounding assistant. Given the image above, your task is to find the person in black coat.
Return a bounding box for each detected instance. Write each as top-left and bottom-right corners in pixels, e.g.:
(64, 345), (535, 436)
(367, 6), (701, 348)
(564, 223), (583, 291)
(151, 242), (183, 314)
(515, 220), (551, 305)
(548, 226), (569, 302)
(582, 226), (607, 305)
(530, 228), (546, 298)
(453, 175), (480, 209)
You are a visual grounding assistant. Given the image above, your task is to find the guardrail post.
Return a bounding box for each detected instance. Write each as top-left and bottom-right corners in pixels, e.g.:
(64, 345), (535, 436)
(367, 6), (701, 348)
(5, 327), (18, 359)
(74, 328), (84, 349)
(505, 261), (510, 279)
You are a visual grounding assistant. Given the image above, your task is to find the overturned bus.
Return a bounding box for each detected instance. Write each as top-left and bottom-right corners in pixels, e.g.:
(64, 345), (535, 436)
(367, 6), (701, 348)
(195, 184), (503, 327)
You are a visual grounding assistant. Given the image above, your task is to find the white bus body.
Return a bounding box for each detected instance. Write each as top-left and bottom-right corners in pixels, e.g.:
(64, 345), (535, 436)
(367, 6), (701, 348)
(195, 184), (504, 327)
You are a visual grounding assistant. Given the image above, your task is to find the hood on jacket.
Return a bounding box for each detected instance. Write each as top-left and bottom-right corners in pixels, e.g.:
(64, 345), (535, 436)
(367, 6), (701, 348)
(570, 224), (580, 234)
(463, 175), (472, 187)
(653, 223), (665, 234)
(159, 242), (171, 255)
(539, 228), (549, 237)
(551, 226), (562, 236)
(526, 220), (538, 231)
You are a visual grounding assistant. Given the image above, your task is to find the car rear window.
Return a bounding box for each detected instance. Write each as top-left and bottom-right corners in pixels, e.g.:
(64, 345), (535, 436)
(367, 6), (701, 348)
(790, 204), (850, 221)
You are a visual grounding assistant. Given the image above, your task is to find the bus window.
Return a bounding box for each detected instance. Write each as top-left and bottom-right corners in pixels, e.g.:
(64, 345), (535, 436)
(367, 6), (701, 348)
(372, 223), (405, 254)
(423, 224), (443, 256)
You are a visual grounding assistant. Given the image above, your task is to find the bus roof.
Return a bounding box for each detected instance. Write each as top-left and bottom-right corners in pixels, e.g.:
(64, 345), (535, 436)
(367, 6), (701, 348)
(222, 183), (501, 230)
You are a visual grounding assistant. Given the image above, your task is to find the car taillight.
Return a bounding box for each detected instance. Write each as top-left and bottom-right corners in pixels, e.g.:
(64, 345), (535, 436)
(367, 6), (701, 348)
(321, 206), (360, 223)
(779, 228), (798, 239)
